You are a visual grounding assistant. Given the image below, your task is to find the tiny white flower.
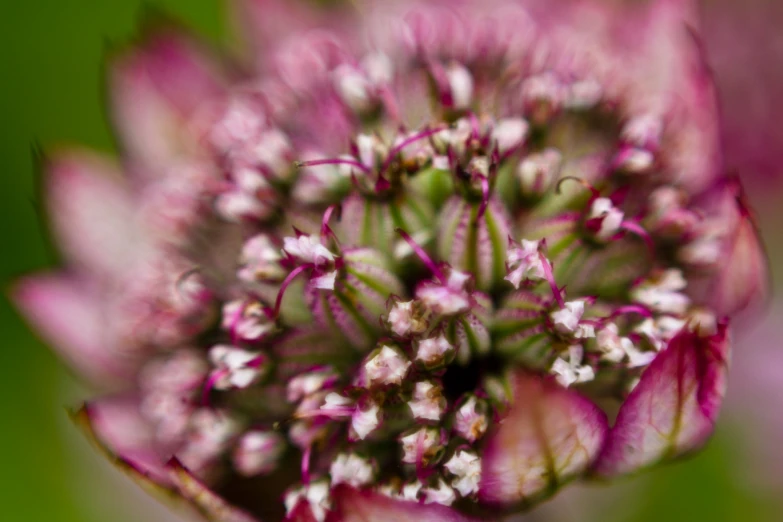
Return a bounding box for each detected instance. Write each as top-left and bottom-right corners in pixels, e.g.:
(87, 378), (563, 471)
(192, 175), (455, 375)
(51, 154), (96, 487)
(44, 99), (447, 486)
(408, 381), (447, 421)
(364, 345), (411, 387)
(505, 239), (547, 288)
(415, 335), (454, 367)
(352, 401), (381, 440)
(551, 345), (595, 387)
(492, 118), (529, 153)
(422, 478), (457, 506)
(208, 345), (265, 389)
(446, 62), (474, 109)
(444, 450), (482, 497)
(589, 197), (624, 241)
(330, 453), (375, 487)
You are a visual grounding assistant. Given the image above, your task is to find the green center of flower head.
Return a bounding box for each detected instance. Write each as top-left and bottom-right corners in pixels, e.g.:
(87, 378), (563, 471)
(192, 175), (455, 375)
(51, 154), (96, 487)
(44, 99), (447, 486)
(131, 36), (731, 521)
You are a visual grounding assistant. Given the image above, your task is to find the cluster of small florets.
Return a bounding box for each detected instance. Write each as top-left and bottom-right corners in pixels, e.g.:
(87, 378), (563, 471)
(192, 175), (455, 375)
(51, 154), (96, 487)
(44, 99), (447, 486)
(122, 26), (730, 521)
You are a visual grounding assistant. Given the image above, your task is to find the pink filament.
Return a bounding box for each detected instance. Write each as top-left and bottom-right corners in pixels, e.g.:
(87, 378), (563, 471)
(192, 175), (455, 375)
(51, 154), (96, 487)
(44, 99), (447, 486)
(611, 304), (653, 319)
(620, 220), (656, 255)
(395, 228), (445, 283)
(320, 205), (340, 245)
(538, 251), (565, 308)
(301, 445), (312, 485)
(555, 176), (600, 199)
(380, 126), (445, 175)
(477, 174), (490, 219)
(201, 369), (229, 407)
(298, 158), (372, 175)
(274, 264), (312, 317)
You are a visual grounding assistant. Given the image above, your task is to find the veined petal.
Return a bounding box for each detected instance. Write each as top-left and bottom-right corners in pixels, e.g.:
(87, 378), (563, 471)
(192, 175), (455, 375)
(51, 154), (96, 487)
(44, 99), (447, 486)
(45, 150), (140, 278)
(110, 31), (226, 174)
(594, 323), (730, 477)
(479, 372), (608, 508)
(12, 274), (136, 389)
(327, 485), (477, 522)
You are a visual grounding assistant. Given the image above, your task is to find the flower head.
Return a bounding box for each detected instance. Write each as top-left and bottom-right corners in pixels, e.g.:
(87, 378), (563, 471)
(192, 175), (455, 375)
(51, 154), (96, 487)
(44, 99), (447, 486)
(13, 0), (769, 520)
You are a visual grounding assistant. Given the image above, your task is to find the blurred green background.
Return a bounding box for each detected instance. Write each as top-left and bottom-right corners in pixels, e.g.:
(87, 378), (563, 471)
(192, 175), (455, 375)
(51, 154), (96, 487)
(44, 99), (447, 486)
(0, 1), (780, 521)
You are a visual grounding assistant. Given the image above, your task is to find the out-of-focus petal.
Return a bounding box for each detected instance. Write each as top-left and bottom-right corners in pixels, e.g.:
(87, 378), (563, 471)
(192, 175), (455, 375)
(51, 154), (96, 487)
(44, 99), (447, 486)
(594, 323), (730, 477)
(728, 303), (783, 491)
(109, 31), (226, 175)
(526, 0), (721, 193)
(45, 150), (140, 278)
(75, 397), (168, 483)
(326, 485), (477, 522)
(12, 274), (136, 388)
(479, 372), (608, 508)
(708, 202), (770, 317)
(74, 404), (258, 521)
(700, 0), (783, 192)
(231, 0), (346, 69)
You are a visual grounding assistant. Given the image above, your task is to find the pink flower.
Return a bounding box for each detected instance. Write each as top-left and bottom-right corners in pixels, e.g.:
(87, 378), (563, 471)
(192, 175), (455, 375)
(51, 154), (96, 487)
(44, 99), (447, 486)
(12, 0), (770, 520)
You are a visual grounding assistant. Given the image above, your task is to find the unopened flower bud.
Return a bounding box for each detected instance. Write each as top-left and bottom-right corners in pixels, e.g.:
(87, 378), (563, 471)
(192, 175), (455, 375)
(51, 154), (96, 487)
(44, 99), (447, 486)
(453, 395), (489, 443)
(386, 299), (429, 338)
(422, 478), (457, 506)
(362, 344), (411, 387)
(400, 426), (447, 468)
(551, 345), (595, 387)
(233, 430), (286, 476)
(415, 335), (456, 369)
(518, 148), (562, 199)
(330, 453), (376, 487)
(444, 450), (482, 497)
(586, 197), (624, 242)
(208, 345), (268, 390)
(408, 381), (447, 421)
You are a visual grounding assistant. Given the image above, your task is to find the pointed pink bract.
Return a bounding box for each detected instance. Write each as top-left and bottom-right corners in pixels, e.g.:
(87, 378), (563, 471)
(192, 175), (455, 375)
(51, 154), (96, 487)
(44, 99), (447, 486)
(594, 323), (730, 477)
(479, 372), (608, 506)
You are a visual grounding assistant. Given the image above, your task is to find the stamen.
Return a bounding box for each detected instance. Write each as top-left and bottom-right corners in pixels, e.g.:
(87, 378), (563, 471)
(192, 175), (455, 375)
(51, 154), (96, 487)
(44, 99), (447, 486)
(301, 444), (312, 485)
(380, 126), (445, 175)
(296, 158), (372, 175)
(555, 176), (600, 199)
(476, 174), (490, 219)
(201, 368), (229, 406)
(538, 250), (565, 308)
(620, 220), (656, 255)
(395, 228), (445, 283)
(274, 264), (312, 317)
(320, 205), (341, 245)
(610, 305), (653, 320)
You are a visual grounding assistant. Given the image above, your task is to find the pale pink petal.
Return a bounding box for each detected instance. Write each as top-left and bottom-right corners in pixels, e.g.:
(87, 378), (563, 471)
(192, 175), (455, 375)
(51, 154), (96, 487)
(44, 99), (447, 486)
(594, 323), (730, 477)
(110, 31), (226, 175)
(479, 372), (608, 507)
(12, 274), (137, 388)
(46, 150), (140, 278)
(327, 485), (477, 522)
